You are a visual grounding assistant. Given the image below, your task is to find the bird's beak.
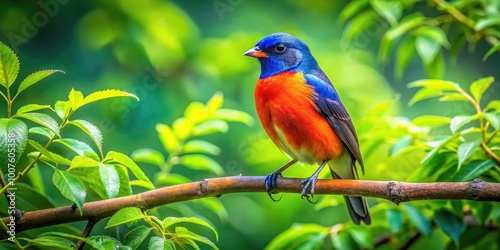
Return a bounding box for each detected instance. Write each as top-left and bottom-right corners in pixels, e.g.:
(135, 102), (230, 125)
(244, 46), (268, 58)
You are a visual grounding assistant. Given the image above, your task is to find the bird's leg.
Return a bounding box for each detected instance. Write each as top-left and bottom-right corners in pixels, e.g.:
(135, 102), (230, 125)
(300, 160), (328, 203)
(265, 159), (298, 201)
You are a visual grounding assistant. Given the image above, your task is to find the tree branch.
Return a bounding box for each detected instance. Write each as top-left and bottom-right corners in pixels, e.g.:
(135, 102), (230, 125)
(1, 177), (499, 238)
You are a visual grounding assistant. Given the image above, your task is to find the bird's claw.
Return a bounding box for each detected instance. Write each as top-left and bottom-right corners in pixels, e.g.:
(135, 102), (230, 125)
(300, 177), (318, 204)
(265, 171), (283, 202)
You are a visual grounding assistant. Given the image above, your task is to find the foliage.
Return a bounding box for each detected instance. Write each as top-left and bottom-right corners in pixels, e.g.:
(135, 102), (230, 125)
(341, 0), (500, 79)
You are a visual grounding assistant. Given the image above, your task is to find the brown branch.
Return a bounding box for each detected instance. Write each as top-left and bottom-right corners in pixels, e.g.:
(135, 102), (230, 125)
(1, 177), (499, 238)
(75, 218), (99, 250)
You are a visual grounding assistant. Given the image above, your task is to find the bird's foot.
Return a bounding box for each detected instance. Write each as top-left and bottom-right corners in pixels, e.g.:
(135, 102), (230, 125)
(300, 177), (318, 204)
(265, 171), (283, 202)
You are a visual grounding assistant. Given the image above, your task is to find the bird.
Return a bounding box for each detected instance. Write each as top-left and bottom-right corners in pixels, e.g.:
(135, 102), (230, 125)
(244, 32), (371, 225)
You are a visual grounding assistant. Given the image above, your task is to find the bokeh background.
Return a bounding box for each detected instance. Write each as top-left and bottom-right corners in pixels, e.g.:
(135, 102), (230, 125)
(0, 0), (498, 249)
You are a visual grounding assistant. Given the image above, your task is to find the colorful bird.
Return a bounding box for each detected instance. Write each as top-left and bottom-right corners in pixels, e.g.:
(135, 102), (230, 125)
(244, 32), (371, 225)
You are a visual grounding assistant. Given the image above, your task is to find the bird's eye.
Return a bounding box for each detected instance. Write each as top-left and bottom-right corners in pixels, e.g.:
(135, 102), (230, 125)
(275, 43), (286, 53)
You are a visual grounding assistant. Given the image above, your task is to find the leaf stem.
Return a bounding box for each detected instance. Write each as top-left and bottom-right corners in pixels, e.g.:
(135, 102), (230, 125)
(0, 219), (24, 249)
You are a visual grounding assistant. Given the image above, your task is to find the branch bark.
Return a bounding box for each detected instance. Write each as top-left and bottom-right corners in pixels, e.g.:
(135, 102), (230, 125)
(1, 177), (499, 238)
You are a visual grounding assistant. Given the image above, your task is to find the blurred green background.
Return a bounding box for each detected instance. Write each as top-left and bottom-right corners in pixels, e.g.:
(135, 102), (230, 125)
(0, 0), (498, 249)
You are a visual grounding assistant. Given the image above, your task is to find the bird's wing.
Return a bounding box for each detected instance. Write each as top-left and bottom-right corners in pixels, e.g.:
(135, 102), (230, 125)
(304, 73), (364, 174)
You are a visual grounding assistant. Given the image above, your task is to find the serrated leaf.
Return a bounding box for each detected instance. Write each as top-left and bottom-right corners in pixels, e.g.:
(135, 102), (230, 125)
(89, 236), (124, 250)
(207, 92), (223, 113)
(54, 100), (72, 120)
(80, 89), (139, 109)
(99, 162), (120, 199)
(124, 226), (152, 250)
(183, 140), (221, 155)
(17, 70), (64, 95)
(16, 112), (60, 137)
(38, 232), (104, 250)
(192, 120), (228, 136)
(386, 208), (403, 233)
(16, 104), (53, 115)
(180, 154), (224, 175)
(68, 119), (103, 156)
(483, 43), (500, 61)
(470, 76), (494, 103)
(149, 236), (175, 250)
(0, 118), (28, 174)
(380, 13), (425, 62)
(0, 41), (20, 88)
(213, 109), (254, 126)
(29, 126), (55, 139)
(53, 138), (99, 160)
(163, 217), (218, 241)
(28, 151), (72, 166)
(457, 140), (481, 169)
(172, 117), (193, 140)
(131, 148), (165, 167)
(434, 209), (466, 246)
(23, 235), (75, 249)
(412, 115), (451, 127)
(483, 112), (500, 130)
(68, 88), (84, 110)
(106, 207), (144, 228)
(452, 160), (495, 181)
(156, 123), (179, 153)
(53, 170), (86, 215)
(402, 204), (431, 235)
(68, 155), (99, 170)
(175, 227), (218, 250)
(104, 151), (154, 190)
(27, 139), (55, 162)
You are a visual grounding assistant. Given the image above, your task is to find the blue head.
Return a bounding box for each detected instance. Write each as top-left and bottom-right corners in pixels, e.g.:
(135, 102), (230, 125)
(244, 33), (320, 78)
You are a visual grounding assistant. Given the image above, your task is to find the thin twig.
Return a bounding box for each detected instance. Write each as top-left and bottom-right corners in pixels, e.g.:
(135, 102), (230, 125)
(76, 218), (99, 250)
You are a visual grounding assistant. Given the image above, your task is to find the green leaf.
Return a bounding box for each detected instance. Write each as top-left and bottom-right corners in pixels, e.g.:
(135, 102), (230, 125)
(395, 36), (415, 79)
(53, 138), (99, 160)
(0, 118), (28, 174)
(106, 207), (144, 228)
(16, 112), (60, 137)
(29, 126), (55, 139)
(470, 76), (494, 103)
(99, 162), (120, 199)
(131, 148), (165, 167)
(485, 100), (500, 112)
(483, 112), (500, 130)
(53, 170), (86, 215)
(346, 226), (373, 249)
(68, 88), (84, 110)
(68, 119), (103, 156)
(371, 0), (402, 25)
(174, 227), (218, 250)
(184, 101), (208, 123)
(104, 151), (154, 190)
(342, 9), (378, 44)
(380, 13), (425, 61)
(483, 43), (500, 61)
(403, 204), (431, 235)
(414, 26), (450, 48)
(149, 236), (175, 250)
(192, 120), (228, 136)
(192, 199), (229, 222)
(183, 140), (221, 155)
(331, 231), (358, 250)
(434, 209), (466, 246)
(180, 154), (224, 175)
(469, 202), (492, 226)
(80, 89), (139, 109)
(390, 135), (412, 156)
(265, 223), (326, 250)
(423, 51), (444, 79)
(89, 236), (124, 250)
(27, 139), (55, 162)
(412, 115), (451, 127)
(38, 232), (104, 250)
(457, 140), (481, 169)
(23, 235), (75, 249)
(172, 117), (193, 140)
(28, 151), (72, 166)
(339, 0), (369, 21)
(156, 123), (179, 153)
(386, 208), (403, 233)
(475, 17), (500, 31)
(0, 182), (54, 211)
(0, 41), (20, 88)
(163, 217), (218, 241)
(17, 70), (64, 95)
(68, 155), (99, 170)
(124, 226), (152, 250)
(450, 115), (476, 134)
(213, 109), (254, 126)
(54, 100), (72, 120)
(407, 79), (457, 106)
(16, 104), (53, 115)
(439, 93), (469, 102)
(452, 160), (495, 181)
(207, 91), (224, 113)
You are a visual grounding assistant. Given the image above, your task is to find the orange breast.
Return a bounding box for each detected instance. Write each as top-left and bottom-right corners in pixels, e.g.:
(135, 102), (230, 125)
(254, 71), (343, 164)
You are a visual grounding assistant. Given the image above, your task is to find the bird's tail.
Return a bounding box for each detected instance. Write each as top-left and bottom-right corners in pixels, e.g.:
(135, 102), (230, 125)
(328, 159), (371, 225)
